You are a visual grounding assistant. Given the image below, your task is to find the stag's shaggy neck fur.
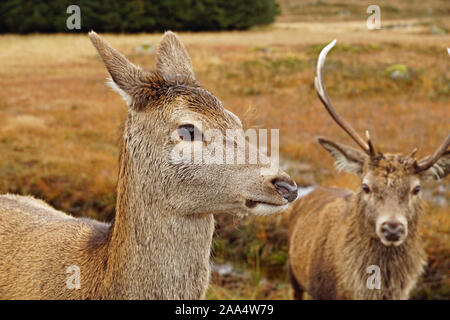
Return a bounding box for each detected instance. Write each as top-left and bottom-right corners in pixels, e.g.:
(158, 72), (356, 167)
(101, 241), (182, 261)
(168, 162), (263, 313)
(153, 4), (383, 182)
(337, 193), (426, 300)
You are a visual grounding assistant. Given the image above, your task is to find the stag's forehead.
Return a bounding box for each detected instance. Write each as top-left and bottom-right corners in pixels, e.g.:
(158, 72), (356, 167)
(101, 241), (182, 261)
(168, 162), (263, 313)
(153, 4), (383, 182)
(364, 153), (417, 187)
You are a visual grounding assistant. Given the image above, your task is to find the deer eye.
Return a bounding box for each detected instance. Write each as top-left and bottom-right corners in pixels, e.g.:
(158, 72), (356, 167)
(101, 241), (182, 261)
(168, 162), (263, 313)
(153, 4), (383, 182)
(411, 185), (421, 195)
(177, 124), (203, 142)
(361, 184), (371, 194)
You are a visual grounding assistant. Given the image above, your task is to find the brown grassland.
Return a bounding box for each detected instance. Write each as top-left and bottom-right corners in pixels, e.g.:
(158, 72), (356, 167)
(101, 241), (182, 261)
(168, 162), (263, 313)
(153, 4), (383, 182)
(0, 1), (448, 299)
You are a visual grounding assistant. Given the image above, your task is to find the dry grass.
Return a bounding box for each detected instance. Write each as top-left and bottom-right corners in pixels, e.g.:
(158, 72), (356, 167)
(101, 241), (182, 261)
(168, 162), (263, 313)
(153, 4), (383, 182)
(277, 0), (450, 22)
(0, 3), (448, 299)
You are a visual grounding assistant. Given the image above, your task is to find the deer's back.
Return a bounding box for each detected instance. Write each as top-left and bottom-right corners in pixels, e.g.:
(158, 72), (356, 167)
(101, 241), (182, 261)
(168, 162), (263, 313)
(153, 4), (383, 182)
(0, 194), (110, 299)
(288, 187), (354, 299)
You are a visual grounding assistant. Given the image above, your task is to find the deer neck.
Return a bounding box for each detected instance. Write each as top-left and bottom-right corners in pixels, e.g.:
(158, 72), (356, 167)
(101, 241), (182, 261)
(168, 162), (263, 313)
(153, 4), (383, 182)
(101, 143), (215, 299)
(340, 198), (426, 298)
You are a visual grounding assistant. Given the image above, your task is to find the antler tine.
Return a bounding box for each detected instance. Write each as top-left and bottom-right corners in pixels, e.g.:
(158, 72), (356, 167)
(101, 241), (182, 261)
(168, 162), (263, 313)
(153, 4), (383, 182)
(415, 135), (450, 172)
(407, 148), (418, 158)
(314, 40), (372, 155)
(365, 130), (376, 157)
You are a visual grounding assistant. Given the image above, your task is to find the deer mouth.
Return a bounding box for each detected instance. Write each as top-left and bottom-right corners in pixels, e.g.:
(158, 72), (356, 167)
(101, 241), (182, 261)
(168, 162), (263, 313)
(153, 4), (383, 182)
(379, 238), (406, 247)
(245, 199), (283, 208)
(244, 189), (302, 209)
(243, 198), (290, 216)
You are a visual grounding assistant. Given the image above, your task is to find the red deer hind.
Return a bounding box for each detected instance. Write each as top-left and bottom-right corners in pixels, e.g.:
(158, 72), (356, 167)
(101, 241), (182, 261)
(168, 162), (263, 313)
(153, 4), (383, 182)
(0, 31), (298, 299)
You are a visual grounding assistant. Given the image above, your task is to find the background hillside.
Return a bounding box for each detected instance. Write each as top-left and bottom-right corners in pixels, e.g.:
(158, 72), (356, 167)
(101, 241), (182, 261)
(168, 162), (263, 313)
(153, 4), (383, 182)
(0, 0), (448, 299)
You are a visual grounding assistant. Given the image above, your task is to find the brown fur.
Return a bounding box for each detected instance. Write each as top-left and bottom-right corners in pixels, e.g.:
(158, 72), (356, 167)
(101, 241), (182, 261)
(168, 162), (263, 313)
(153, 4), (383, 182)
(289, 139), (449, 300)
(0, 31), (296, 299)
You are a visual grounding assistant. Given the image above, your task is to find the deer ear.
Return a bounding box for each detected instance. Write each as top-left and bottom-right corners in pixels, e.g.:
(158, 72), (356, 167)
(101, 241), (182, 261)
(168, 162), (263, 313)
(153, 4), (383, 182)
(317, 137), (367, 175)
(418, 151), (450, 180)
(156, 31), (197, 85)
(89, 31), (149, 110)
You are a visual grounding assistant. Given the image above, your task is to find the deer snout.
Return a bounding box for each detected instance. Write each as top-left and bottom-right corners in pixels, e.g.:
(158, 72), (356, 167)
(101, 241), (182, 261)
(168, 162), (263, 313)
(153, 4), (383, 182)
(381, 221), (404, 242)
(242, 172), (298, 216)
(272, 178), (298, 203)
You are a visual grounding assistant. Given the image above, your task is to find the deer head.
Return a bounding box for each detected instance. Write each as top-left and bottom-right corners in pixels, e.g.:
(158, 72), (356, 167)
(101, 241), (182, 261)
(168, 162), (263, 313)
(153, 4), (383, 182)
(89, 31), (298, 219)
(315, 40), (450, 247)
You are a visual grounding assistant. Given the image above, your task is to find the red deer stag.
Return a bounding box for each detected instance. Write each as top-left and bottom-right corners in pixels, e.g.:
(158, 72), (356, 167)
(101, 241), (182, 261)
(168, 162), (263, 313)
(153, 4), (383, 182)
(288, 40), (449, 300)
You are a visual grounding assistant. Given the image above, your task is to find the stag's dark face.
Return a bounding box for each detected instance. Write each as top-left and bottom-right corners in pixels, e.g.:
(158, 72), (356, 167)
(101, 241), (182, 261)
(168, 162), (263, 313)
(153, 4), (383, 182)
(359, 155), (422, 247)
(317, 138), (450, 247)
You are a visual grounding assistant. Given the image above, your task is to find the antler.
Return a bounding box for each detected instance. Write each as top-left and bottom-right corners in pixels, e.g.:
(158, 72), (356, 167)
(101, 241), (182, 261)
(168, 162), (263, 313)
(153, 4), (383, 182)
(414, 135), (450, 172)
(407, 148), (418, 158)
(314, 40), (376, 157)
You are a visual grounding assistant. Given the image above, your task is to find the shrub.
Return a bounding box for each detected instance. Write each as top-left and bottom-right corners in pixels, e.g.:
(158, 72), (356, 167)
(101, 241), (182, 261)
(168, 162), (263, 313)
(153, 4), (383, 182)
(0, 0), (279, 33)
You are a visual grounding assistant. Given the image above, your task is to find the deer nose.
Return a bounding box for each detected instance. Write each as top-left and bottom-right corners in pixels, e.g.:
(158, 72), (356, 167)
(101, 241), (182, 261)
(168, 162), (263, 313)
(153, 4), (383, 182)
(272, 178), (298, 203)
(381, 222), (404, 242)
